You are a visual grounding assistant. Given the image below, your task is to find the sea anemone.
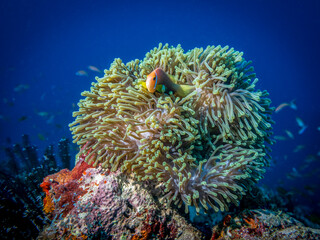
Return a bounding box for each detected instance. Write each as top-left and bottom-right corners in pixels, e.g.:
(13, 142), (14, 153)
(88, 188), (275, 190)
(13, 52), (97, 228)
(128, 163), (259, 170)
(69, 44), (273, 214)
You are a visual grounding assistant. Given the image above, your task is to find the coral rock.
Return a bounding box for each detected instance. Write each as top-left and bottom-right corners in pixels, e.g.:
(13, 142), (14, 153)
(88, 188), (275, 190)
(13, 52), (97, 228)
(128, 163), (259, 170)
(211, 209), (320, 240)
(39, 165), (203, 239)
(40, 159), (92, 218)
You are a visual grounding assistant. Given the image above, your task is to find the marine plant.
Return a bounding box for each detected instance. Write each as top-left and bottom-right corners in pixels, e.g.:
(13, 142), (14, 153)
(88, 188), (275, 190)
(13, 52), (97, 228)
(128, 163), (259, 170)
(69, 44), (274, 214)
(0, 135), (71, 238)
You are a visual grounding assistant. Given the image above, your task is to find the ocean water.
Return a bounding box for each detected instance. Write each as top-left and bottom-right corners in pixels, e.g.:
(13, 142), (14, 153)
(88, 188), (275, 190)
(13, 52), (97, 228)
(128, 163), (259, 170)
(1, 0), (319, 233)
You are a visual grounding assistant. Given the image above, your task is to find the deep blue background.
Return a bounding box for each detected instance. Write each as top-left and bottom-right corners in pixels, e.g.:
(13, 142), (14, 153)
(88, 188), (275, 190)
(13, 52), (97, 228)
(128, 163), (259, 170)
(1, 0), (319, 210)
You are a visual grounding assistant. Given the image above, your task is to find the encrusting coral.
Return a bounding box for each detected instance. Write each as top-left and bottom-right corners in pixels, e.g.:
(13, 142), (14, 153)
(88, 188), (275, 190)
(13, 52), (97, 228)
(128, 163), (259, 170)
(39, 161), (203, 239)
(69, 44), (274, 214)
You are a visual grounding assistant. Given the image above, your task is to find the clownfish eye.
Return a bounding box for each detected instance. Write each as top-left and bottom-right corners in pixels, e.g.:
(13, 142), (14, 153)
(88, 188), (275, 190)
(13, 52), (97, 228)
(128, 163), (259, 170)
(153, 77), (156, 80)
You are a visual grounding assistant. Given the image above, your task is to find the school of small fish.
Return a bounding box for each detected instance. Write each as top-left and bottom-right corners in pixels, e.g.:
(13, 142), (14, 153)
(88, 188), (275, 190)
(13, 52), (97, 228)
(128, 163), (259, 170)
(76, 65), (102, 77)
(274, 99), (319, 200)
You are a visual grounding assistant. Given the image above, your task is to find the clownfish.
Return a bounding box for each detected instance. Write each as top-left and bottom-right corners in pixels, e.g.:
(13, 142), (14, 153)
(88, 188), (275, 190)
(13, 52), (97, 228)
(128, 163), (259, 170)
(143, 68), (194, 97)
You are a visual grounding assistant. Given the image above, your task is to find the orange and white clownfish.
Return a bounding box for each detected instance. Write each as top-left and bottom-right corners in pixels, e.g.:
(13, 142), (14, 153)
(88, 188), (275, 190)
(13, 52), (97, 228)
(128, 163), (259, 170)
(144, 68), (194, 97)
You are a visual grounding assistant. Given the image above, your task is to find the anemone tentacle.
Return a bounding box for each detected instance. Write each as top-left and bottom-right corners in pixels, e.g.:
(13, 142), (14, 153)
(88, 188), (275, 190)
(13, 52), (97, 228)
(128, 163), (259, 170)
(70, 43), (273, 214)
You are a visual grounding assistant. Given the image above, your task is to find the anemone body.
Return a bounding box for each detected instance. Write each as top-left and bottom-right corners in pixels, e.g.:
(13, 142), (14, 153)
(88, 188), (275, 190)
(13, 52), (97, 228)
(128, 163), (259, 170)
(69, 44), (274, 214)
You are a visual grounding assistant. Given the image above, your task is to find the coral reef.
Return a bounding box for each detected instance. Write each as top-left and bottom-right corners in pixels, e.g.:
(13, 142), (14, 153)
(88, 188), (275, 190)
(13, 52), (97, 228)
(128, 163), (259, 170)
(210, 209), (320, 239)
(69, 44), (274, 214)
(39, 160), (203, 239)
(239, 185), (320, 230)
(0, 135), (72, 239)
(40, 159), (91, 219)
(39, 160), (320, 240)
(40, 146), (94, 219)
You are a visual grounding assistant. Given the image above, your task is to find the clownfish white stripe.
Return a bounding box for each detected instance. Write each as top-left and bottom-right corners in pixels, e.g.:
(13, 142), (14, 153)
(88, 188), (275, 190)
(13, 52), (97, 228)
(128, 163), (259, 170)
(154, 71), (158, 90)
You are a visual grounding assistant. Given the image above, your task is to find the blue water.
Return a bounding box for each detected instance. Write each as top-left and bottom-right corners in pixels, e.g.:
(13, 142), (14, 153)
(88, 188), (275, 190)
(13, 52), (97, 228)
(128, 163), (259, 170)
(1, 0), (319, 214)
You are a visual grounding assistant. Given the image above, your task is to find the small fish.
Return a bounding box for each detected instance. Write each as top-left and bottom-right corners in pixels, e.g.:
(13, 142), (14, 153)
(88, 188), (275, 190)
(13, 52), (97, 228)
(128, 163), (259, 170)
(37, 111), (49, 117)
(293, 145), (305, 153)
(275, 103), (289, 112)
(40, 93), (46, 100)
(299, 155), (316, 170)
(317, 126), (320, 131)
(145, 68), (195, 97)
(285, 130), (294, 139)
(274, 135), (287, 141)
(304, 155), (317, 164)
(76, 70), (88, 76)
(14, 84), (30, 92)
(3, 97), (15, 106)
(286, 167), (302, 179)
(88, 65), (101, 73)
(46, 115), (55, 124)
(296, 117), (305, 128)
(289, 99), (297, 110)
(37, 133), (46, 141)
(296, 117), (307, 134)
(18, 115), (28, 122)
(298, 126), (307, 135)
(275, 99), (297, 112)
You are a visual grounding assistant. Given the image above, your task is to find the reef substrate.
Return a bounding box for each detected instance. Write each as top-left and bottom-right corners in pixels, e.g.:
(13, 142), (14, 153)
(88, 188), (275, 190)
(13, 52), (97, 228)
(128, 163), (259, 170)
(39, 159), (320, 239)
